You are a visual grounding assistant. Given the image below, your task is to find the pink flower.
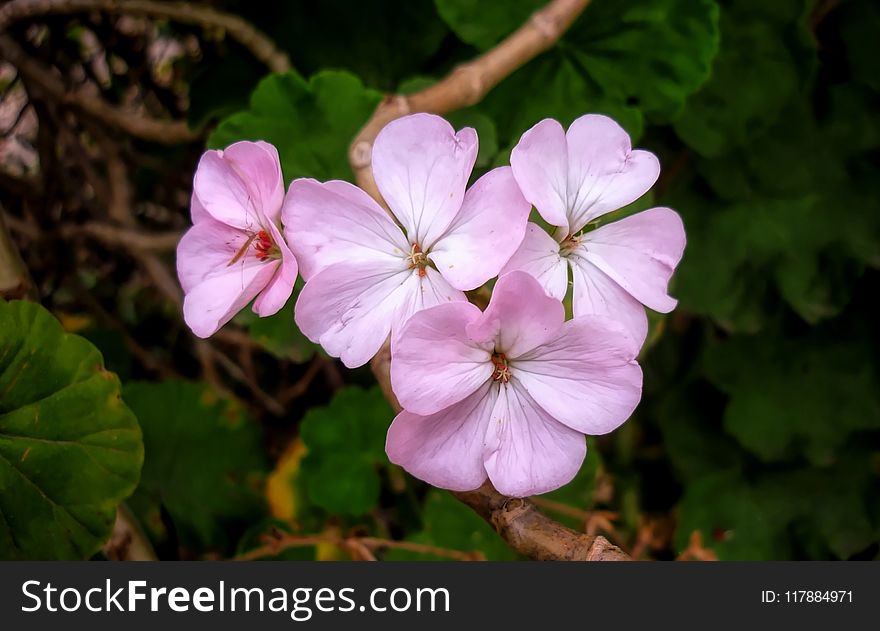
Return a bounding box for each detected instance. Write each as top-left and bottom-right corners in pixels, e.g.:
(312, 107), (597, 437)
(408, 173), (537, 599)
(386, 271), (642, 497)
(176, 141), (297, 338)
(283, 113), (531, 368)
(503, 114), (686, 345)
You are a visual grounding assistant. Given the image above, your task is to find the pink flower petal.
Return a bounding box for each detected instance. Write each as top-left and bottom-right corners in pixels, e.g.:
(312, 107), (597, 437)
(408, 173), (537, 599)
(295, 259), (410, 368)
(580, 207), (686, 313)
(282, 178), (409, 281)
(295, 261), (464, 369)
(466, 271), (564, 358)
(501, 222), (569, 301)
(393, 266), (467, 335)
(252, 219), (297, 317)
(222, 140), (285, 223)
(176, 217), (252, 294)
(483, 382), (586, 497)
(564, 114), (660, 233)
(386, 383), (495, 492)
(189, 191), (210, 224)
(514, 316), (643, 435)
(569, 253), (649, 346)
(510, 118), (570, 228)
(372, 113), (478, 248)
(182, 256), (278, 339)
(391, 301), (494, 416)
(193, 150), (257, 230)
(430, 166), (531, 291)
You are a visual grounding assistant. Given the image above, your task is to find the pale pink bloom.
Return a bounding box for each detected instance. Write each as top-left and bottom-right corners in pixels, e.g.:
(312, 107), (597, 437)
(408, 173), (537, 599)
(386, 271), (642, 497)
(283, 113), (530, 368)
(503, 114), (686, 345)
(176, 140), (297, 338)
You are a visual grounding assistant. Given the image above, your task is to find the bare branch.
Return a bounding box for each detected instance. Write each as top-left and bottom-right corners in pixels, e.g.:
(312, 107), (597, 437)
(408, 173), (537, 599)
(0, 0), (290, 73)
(0, 34), (197, 144)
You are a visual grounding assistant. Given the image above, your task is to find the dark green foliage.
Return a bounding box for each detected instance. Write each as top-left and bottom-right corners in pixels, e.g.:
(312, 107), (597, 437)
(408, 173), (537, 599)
(123, 381), (268, 553)
(0, 301), (143, 560)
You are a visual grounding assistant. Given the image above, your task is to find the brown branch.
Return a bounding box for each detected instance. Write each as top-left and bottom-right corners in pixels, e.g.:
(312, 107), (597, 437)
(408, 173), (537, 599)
(0, 34), (197, 144)
(0, 0), (291, 73)
(63, 221), (181, 251)
(349, 0), (591, 200)
(351, 1), (637, 560)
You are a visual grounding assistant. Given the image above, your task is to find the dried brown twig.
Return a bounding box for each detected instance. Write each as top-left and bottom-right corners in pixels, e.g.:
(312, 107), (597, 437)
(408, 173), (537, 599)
(236, 532), (485, 562)
(0, 0), (290, 73)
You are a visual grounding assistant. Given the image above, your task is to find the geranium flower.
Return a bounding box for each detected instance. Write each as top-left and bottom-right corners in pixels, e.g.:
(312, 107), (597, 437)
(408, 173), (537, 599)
(503, 114), (686, 345)
(283, 113), (530, 368)
(386, 271), (643, 497)
(176, 140), (297, 338)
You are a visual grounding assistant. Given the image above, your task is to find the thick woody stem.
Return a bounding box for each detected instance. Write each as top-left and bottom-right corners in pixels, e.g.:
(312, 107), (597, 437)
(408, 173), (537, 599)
(370, 341), (630, 561)
(0, 0), (290, 73)
(349, 0), (591, 200)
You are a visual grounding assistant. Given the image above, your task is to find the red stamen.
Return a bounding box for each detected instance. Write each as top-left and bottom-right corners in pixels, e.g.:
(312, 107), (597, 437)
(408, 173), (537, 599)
(254, 230), (273, 261)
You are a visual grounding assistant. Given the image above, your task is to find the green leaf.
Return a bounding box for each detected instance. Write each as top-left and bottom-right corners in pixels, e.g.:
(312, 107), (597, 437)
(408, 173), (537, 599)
(675, 470), (784, 560)
(702, 323), (880, 465)
(565, 0), (720, 122)
(0, 300), (143, 560)
(388, 490), (518, 560)
(434, 0), (542, 50)
(234, 288), (318, 363)
(123, 381), (268, 552)
(208, 70), (383, 183)
(840, 0), (880, 93)
(299, 386), (394, 516)
(754, 457), (878, 559)
(477, 0), (719, 145)
(674, 4), (814, 157)
(236, 0), (449, 91)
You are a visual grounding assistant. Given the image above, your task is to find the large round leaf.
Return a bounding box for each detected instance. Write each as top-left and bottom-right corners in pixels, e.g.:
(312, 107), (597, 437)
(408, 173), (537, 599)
(0, 300), (143, 559)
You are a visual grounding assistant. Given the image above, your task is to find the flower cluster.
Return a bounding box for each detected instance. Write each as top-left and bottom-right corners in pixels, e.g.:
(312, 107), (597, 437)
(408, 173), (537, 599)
(176, 113), (686, 497)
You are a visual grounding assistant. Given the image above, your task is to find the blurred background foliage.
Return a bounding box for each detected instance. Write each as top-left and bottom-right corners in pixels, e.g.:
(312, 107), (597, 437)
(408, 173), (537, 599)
(1, 0), (878, 560)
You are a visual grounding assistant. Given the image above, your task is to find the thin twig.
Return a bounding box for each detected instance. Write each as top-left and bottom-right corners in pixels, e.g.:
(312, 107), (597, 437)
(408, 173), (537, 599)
(0, 0), (291, 73)
(236, 533), (483, 562)
(64, 221), (181, 251)
(0, 34), (197, 144)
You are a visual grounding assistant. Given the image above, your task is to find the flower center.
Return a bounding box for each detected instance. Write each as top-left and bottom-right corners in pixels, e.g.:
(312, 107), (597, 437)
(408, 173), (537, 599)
(254, 230), (277, 261)
(227, 229), (279, 267)
(491, 352), (511, 383)
(407, 243), (428, 277)
(559, 234), (581, 257)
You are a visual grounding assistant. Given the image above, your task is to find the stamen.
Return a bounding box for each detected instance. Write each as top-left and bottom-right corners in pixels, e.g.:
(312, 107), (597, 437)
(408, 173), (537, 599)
(408, 243), (428, 277)
(491, 352), (511, 383)
(254, 230), (274, 261)
(559, 234), (581, 256)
